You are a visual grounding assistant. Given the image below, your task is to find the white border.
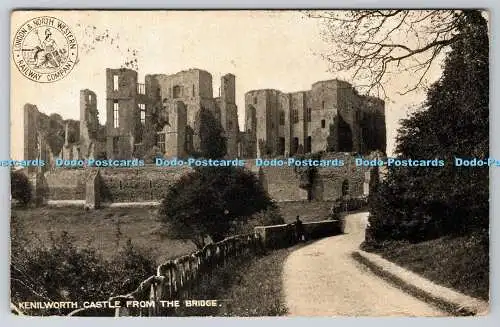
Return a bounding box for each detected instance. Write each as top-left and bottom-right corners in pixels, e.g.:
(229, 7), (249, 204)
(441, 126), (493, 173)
(1, 2), (498, 327)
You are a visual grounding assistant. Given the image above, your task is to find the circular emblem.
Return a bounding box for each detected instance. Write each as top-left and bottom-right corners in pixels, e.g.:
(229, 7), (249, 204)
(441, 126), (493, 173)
(12, 16), (78, 83)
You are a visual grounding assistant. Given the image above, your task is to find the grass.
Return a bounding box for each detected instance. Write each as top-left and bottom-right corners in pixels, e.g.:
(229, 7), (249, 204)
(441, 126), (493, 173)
(11, 206), (195, 262)
(364, 231), (489, 301)
(175, 246), (293, 317)
(216, 247), (292, 316)
(12, 206), (302, 316)
(11, 201), (333, 262)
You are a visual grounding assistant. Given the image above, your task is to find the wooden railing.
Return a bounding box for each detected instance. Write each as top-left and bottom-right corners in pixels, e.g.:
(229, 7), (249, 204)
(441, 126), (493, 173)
(68, 232), (264, 316)
(11, 220), (341, 317)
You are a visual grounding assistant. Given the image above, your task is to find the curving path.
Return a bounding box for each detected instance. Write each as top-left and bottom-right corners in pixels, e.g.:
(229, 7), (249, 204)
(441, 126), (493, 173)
(282, 212), (447, 317)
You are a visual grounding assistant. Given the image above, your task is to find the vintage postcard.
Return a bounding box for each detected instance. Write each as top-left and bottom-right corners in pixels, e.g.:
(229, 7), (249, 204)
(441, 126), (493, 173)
(9, 10), (489, 316)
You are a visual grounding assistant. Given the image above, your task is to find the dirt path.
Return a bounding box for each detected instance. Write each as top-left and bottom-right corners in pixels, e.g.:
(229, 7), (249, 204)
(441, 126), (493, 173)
(282, 212), (447, 316)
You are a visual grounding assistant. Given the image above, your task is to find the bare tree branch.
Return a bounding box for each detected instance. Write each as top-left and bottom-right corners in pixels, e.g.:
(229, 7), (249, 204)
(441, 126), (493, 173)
(304, 9), (472, 98)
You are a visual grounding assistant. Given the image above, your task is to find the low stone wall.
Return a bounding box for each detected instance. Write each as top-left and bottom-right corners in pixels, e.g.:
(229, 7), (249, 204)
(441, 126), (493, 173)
(39, 165), (191, 205)
(254, 223), (296, 249)
(44, 169), (89, 200)
(98, 166), (191, 202)
(303, 220), (343, 239)
(254, 220), (342, 249)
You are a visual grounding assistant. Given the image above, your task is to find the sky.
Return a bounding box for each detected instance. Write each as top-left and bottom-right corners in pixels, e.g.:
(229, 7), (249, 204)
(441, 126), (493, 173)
(10, 10), (446, 160)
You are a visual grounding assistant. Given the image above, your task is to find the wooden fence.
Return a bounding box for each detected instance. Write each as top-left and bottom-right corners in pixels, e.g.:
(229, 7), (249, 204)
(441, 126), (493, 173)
(11, 220), (341, 317)
(67, 232), (264, 316)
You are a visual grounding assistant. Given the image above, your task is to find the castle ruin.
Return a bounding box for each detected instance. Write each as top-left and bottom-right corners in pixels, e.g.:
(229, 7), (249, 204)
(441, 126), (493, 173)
(244, 80), (386, 158)
(105, 68), (240, 159)
(23, 68), (386, 163)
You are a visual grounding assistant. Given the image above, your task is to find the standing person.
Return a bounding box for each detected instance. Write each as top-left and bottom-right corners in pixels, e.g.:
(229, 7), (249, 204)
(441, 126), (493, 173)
(295, 215), (305, 242)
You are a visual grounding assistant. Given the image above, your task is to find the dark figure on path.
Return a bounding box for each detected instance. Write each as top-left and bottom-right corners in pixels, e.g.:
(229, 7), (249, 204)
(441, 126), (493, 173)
(295, 216), (306, 242)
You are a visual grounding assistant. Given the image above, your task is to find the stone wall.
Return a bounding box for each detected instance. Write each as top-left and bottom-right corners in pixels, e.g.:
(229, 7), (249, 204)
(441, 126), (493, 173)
(40, 152), (376, 204)
(259, 166), (308, 201)
(41, 165), (191, 203)
(313, 152), (372, 201)
(256, 152), (374, 202)
(44, 169), (89, 200)
(254, 223), (296, 249)
(98, 165), (192, 202)
(254, 220), (342, 249)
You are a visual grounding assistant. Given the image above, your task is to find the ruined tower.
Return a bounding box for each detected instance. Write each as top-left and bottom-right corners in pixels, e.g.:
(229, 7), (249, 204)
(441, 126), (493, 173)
(80, 89), (99, 158)
(23, 104), (39, 173)
(105, 68), (148, 159)
(24, 104), (39, 161)
(244, 79), (386, 158)
(162, 100), (187, 158)
(220, 74), (239, 157)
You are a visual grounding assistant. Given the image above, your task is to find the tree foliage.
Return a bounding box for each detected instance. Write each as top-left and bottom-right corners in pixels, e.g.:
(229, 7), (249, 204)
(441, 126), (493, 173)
(308, 10), (487, 96)
(10, 218), (156, 316)
(197, 108), (227, 159)
(365, 10), (489, 245)
(11, 170), (32, 207)
(159, 166), (274, 248)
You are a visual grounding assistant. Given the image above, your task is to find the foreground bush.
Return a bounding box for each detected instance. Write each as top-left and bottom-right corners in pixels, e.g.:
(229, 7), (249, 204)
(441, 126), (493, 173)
(11, 169), (32, 207)
(10, 215), (156, 316)
(159, 166), (274, 249)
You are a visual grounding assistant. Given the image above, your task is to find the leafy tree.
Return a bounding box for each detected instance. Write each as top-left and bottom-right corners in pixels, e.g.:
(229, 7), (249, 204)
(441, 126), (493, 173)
(11, 170), (32, 207)
(197, 108), (227, 159)
(159, 166), (274, 249)
(365, 10), (489, 244)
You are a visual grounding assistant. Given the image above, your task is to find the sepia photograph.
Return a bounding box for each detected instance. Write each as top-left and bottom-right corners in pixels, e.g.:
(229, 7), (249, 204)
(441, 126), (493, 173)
(9, 10), (489, 317)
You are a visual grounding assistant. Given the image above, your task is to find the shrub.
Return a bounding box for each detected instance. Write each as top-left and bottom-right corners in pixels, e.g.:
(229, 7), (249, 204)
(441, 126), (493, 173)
(10, 218), (156, 316)
(254, 207), (285, 226)
(109, 239), (157, 294)
(159, 166), (274, 248)
(234, 206), (285, 234)
(11, 169), (32, 207)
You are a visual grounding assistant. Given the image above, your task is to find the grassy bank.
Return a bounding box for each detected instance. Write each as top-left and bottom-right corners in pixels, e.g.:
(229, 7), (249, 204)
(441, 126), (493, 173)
(12, 206), (294, 316)
(217, 247), (291, 316)
(11, 207), (195, 262)
(11, 202), (334, 262)
(177, 247), (293, 317)
(364, 231), (489, 300)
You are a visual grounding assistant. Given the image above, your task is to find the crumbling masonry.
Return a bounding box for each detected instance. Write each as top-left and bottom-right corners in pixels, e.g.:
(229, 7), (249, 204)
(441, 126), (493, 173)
(23, 68), (386, 162)
(244, 80), (386, 158)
